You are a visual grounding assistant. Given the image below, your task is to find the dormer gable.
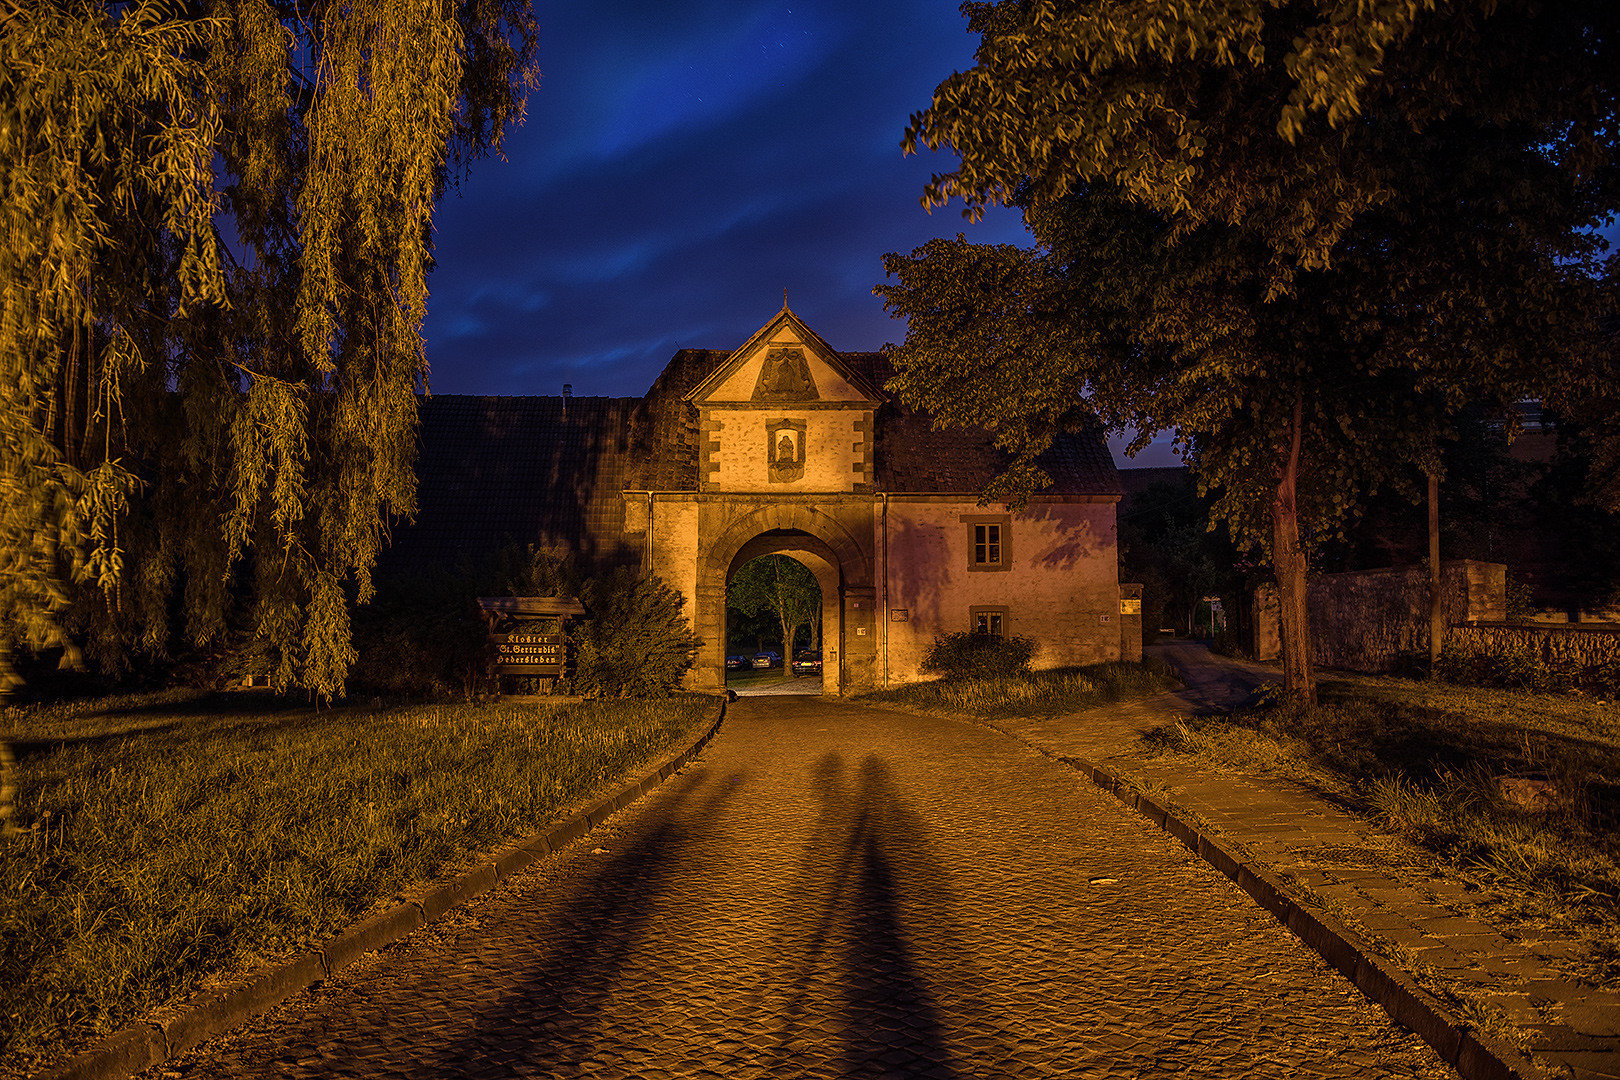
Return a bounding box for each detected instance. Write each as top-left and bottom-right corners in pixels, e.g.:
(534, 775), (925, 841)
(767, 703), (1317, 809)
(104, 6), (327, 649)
(684, 307), (885, 408)
(685, 308), (881, 494)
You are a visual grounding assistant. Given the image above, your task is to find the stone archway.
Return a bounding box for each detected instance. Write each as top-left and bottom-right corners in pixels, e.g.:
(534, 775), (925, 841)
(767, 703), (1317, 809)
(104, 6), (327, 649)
(690, 502), (877, 696)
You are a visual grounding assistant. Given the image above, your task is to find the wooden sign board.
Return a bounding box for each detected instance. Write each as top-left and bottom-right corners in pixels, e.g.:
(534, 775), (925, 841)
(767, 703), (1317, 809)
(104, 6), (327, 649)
(491, 632), (564, 675)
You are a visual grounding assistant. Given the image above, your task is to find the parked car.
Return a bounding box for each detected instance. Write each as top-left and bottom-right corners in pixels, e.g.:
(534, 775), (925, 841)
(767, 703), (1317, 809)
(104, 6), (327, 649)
(725, 654), (748, 670)
(791, 650), (822, 676)
(751, 651), (780, 669)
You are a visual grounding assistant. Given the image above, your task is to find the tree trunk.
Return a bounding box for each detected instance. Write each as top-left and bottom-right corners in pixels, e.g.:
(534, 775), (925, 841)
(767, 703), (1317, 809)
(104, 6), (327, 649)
(1271, 393), (1317, 705)
(1428, 469), (1444, 670)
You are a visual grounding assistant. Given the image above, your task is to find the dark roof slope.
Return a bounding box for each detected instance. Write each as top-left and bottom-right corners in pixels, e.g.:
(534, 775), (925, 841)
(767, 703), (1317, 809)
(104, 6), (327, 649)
(628, 348), (1119, 496)
(394, 348), (1120, 566)
(873, 407), (1120, 496)
(388, 394), (640, 569)
(625, 349), (728, 491)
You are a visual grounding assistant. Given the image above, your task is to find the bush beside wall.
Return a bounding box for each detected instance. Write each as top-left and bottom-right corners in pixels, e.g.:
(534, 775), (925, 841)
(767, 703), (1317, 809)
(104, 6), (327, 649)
(1441, 624), (1620, 694)
(923, 632), (1036, 680)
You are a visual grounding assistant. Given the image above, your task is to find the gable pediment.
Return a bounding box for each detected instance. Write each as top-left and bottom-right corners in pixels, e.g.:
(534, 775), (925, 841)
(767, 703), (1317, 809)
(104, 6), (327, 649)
(684, 308), (885, 407)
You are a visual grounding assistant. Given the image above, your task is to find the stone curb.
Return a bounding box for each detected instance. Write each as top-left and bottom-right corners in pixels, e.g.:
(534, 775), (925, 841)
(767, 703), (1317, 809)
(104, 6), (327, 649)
(37, 696), (728, 1080)
(1067, 750), (1542, 1080)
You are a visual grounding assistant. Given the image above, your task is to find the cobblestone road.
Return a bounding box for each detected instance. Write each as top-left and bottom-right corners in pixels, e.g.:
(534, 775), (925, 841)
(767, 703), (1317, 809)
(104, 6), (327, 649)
(153, 697), (1454, 1079)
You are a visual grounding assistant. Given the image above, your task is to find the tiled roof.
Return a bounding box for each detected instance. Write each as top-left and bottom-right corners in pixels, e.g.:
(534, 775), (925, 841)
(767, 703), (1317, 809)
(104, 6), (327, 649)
(391, 346), (1120, 566)
(388, 394), (641, 569)
(625, 349), (728, 491)
(625, 347), (1118, 496)
(874, 407), (1121, 496)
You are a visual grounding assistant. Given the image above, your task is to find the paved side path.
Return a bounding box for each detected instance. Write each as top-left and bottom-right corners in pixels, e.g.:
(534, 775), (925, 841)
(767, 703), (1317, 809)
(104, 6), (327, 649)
(992, 643), (1620, 1080)
(147, 696), (1450, 1079)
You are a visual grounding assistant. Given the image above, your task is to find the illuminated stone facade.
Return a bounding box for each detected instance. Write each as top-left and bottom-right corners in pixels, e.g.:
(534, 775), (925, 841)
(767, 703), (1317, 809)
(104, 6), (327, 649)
(399, 307), (1132, 694)
(623, 308), (1131, 694)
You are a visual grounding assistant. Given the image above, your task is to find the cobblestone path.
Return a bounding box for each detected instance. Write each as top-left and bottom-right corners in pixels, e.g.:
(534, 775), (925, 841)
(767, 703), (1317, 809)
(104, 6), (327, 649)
(153, 697), (1454, 1079)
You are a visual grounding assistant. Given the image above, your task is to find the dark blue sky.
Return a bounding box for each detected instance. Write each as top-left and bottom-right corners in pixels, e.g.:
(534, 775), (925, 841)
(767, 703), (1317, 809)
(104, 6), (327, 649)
(421, 2), (1615, 469)
(424, 1), (1030, 402)
(421, 1), (1185, 466)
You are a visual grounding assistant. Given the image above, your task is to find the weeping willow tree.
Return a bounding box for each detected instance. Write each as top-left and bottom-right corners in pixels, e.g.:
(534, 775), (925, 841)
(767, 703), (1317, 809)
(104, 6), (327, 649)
(0, 0), (537, 697)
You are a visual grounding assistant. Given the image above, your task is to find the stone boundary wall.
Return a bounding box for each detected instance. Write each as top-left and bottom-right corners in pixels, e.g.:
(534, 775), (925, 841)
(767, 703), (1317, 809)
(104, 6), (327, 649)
(1447, 622), (1620, 669)
(1253, 561), (1506, 672)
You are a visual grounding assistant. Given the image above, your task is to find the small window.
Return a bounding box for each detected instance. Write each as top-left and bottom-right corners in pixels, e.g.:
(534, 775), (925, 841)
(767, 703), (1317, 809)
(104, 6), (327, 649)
(974, 523), (1001, 566)
(963, 514), (1011, 572)
(971, 606), (1009, 638)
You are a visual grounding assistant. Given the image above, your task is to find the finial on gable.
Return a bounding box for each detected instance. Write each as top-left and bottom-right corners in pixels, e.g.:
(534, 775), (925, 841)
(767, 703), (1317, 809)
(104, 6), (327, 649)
(782, 287), (788, 310)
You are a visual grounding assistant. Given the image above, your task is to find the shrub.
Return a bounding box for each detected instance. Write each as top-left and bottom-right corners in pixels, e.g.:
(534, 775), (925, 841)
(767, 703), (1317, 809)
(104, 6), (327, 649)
(349, 562), (493, 698)
(922, 632), (1036, 679)
(1587, 661), (1620, 698)
(567, 570), (700, 698)
(350, 550), (705, 700)
(350, 546), (584, 699)
(1506, 573), (1536, 622)
(1433, 642), (1584, 694)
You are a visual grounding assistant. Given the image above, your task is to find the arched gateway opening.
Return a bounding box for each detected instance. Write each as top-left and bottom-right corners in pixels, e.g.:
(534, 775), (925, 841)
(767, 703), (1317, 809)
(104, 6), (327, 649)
(687, 503), (877, 697)
(724, 534), (838, 695)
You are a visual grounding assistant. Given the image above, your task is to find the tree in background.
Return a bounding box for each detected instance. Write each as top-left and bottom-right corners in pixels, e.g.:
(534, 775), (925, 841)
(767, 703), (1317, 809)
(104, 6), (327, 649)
(882, 0), (1617, 703)
(728, 556), (820, 660)
(1118, 477), (1244, 639)
(1, 0), (538, 698)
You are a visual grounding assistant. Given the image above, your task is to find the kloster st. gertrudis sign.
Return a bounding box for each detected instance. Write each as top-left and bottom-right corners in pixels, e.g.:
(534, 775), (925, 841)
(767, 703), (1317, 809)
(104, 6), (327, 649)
(491, 632), (564, 675)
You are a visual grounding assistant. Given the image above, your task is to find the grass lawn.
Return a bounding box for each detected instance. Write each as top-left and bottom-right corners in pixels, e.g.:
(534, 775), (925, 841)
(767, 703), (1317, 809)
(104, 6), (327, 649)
(856, 660), (1177, 720)
(1141, 675), (1620, 987)
(0, 690), (714, 1075)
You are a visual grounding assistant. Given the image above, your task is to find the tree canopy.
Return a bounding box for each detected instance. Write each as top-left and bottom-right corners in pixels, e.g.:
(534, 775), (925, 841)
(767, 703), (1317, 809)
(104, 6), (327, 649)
(882, 0), (1618, 701)
(728, 555), (820, 659)
(1, 0), (538, 697)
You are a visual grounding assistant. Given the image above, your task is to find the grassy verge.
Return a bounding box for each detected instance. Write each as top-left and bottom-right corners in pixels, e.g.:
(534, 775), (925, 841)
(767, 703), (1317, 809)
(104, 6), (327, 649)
(1141, 675), (1620, 986)
(856, 660), (1176, 720)
(0, 690), (713, 1075)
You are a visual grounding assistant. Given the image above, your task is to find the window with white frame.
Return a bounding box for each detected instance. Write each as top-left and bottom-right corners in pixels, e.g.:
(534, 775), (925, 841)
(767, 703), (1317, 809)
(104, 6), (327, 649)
(963, 513), (1010, 571)
(971, 606), (1009, 638)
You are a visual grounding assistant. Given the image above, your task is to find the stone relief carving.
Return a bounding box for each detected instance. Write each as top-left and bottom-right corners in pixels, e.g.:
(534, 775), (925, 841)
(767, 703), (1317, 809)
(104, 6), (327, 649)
(752, 347), (818, 402)
(767, 418), (807, 482)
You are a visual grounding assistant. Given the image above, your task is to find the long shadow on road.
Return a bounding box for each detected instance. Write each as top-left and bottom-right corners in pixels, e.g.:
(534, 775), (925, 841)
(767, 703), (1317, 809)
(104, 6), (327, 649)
(402, 767), (748, 1080)
(766, 750), (1008, 1077)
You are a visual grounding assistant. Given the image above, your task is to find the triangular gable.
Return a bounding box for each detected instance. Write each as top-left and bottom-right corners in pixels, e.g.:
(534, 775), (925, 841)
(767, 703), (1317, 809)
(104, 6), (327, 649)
(684, 307), (886, 406)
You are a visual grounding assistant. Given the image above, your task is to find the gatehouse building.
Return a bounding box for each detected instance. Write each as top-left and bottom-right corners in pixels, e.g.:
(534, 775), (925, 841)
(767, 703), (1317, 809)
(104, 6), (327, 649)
(395, 307), (1134, 693)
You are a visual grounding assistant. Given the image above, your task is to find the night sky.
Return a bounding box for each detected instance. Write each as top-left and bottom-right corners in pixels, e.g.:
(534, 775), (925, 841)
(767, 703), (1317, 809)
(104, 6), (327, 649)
(424, 1), (1030, 397)
(422, 1), (1193, 468)
(431, 2), (1620, 471)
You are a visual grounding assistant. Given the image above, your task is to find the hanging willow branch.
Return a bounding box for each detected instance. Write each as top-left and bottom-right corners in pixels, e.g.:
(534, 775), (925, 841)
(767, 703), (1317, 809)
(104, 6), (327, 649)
(0, 0), (538, 698)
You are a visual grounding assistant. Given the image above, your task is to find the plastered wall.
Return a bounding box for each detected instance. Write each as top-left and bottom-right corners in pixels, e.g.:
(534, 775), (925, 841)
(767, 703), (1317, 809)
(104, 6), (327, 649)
(878, 497), (1122, 681)
(700, 407), (873, 493)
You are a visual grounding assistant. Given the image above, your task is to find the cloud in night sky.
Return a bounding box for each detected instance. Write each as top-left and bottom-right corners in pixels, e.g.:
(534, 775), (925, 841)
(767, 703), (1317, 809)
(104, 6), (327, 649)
(424, 1), (1031, 399)
(424, 2), (1620, 471)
